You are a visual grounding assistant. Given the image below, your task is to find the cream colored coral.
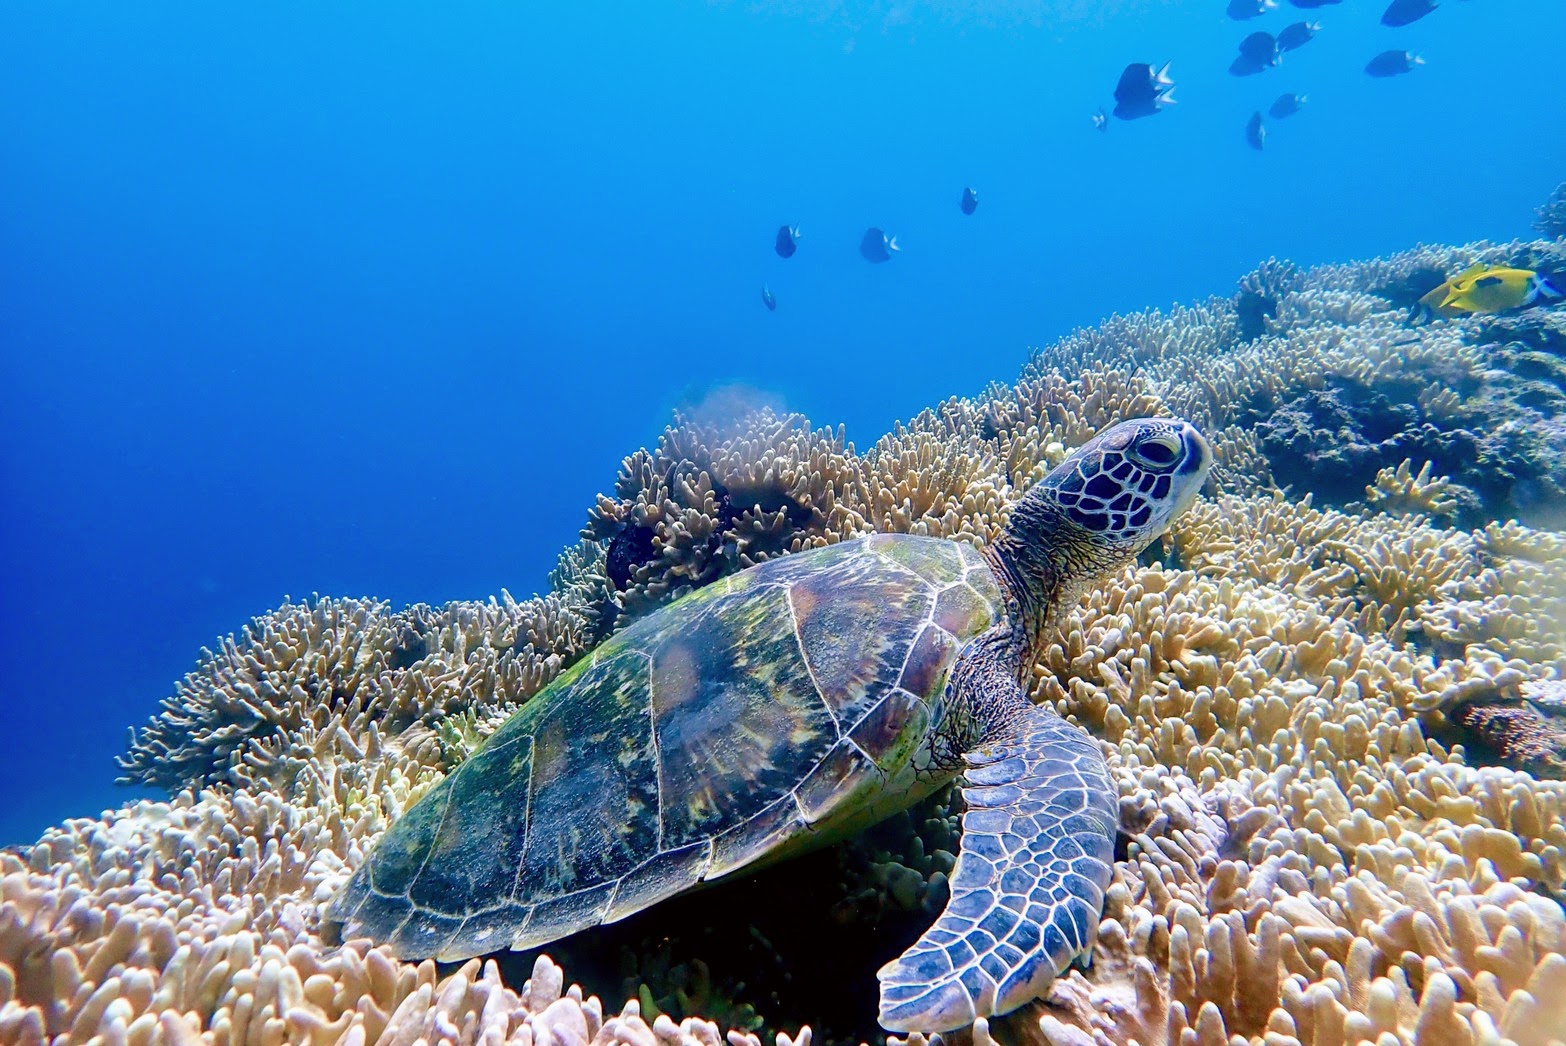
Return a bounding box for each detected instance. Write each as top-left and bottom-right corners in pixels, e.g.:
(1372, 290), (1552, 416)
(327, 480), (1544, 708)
(0, 764), (729, 1046)
(120, 589), (594, 793)
(1019, 490), (1566, 1045)
(1366, 459), (1465, 521)
(10, 234), (1566, 1046)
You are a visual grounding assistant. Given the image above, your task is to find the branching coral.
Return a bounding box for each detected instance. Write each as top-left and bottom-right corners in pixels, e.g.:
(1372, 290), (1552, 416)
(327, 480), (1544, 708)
(1013, 488), (1566, 1043)
(1010, 239), (1566, 523)
(584, 410), (865, 623)
(11, 220), (1566, 1046)
(1537, 180), (1566, 240)
(3, 750), (780, 1046)
(1365, 459), (1476, 525)
(118, 590), (594, 793)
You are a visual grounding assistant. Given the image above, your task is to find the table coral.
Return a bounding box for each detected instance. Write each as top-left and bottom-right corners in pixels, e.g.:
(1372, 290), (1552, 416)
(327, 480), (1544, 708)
(13, 224), (1566, 1046)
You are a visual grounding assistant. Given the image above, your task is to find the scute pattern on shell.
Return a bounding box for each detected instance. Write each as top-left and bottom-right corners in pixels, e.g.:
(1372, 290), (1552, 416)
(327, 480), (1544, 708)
(11, 215), (1566, 1046)
(332, 536), (1005, 966)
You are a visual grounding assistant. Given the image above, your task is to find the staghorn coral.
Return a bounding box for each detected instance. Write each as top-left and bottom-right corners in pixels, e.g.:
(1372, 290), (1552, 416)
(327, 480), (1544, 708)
(10, 226), (1566, 1046)
(1015, 496), (1566, 1041)
(1012, 238), (1566, 524)
(119, 581), (603, 793)
(1364, 459), (1477, 526)
(2, 749), (782, 1046)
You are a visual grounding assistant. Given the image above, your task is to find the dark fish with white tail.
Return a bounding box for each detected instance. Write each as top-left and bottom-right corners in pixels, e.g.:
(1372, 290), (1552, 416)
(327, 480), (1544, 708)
(1231, 32), (1280, 76)
(1240, 31), (1280, 65)
(1277, 20), (1320, 51)
(960, 187), (978, 215)
(1245, 112), (1267, 150)
(860, 227), (900, 263)
(1269, 92), (1306, 118)
(1365, 49), (1423, 77)
(1112, 62), (1175, 120)
(774, 224), (801, 258)
(1381, 0), (1437, 26)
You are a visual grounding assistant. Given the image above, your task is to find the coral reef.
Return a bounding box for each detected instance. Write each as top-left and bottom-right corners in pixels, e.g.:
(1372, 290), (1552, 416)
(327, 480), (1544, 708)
(1363, 459), (1477, 526)
(11, 225), (1566, 1045)
(118, 592), (595, 793)
(1537, 181), (1566, 240)
(1026, 239), (1566, 528)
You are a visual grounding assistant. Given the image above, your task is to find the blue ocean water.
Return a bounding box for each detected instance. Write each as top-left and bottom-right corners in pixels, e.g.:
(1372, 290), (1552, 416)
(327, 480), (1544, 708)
(1, 1), (1562, 846)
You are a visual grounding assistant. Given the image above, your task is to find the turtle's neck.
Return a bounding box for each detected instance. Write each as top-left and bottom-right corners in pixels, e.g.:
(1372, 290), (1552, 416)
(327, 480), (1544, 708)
(983, 492), (1112, 679)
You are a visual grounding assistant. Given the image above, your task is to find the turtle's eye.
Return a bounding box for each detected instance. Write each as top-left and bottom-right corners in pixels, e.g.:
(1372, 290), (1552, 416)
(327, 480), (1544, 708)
(1131, 434), (1181, 470)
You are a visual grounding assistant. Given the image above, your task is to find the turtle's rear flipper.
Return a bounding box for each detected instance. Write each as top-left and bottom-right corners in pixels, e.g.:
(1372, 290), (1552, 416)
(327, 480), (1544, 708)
(876, 706), (1116, 1033)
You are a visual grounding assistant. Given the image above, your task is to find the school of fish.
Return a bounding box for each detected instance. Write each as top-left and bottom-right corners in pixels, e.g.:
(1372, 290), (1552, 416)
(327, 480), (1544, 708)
(754, 0), (1561, 326)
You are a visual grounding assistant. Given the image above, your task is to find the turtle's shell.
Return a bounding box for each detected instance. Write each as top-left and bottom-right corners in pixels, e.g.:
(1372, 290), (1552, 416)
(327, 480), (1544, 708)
(331, 534), (1005, 961)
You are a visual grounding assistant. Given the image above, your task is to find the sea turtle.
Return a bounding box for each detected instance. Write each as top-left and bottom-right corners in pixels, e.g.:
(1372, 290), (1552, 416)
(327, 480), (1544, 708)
(329, 417), (1213, 1032)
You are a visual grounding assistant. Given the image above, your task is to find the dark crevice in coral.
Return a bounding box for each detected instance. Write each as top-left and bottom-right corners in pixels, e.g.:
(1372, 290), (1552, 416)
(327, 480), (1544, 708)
(606, 525), (658, 591)
(387, 636), (430, 672)
(978, 412), (1001, 443)
(1234, 289), (1277, 343)
(592, 599), (621, 642)
(1368, 266), (1449, 311)
(1248, 326), (1566, 526)
(1401, 623), (1469, 664)
(1134, 542), (1170, 571)
(716, 482), (814, 533)
(1425, 701), (1565, 780)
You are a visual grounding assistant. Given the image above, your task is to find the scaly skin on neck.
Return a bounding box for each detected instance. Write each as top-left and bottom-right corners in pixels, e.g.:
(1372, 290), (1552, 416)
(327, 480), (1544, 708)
(932, 489), (1134, 765)
(983, 488), (1131, 677)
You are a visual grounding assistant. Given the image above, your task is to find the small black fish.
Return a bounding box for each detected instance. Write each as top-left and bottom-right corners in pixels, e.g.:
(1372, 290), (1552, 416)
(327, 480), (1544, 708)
(774, 224), (800, 258)
(1365, 49), (1423, 77)
(859, 227), (900, 263)
(1277, 20), (1320, 51)
(1269, 92), (1307, 118)
(960, 187), (979, 215)
(1245, 112), (1267, 150)
(1227, 0), (1277, 19)
(1230, 54), (1267, 77)
(1381, 0), (1436, 26)
(761, 285), (776, 311)
(1239, 31), (1281, 65)
(1112, 62), (1176, 120)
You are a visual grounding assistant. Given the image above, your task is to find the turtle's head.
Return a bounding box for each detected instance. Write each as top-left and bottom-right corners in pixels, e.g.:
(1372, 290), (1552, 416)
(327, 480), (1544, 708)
(1037, 417), (1211, 563)
(994, 417), (1210, 608)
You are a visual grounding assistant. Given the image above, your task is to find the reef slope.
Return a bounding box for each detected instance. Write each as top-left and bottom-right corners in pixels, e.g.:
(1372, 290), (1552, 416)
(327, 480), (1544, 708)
(5, 230), (1566, 1046)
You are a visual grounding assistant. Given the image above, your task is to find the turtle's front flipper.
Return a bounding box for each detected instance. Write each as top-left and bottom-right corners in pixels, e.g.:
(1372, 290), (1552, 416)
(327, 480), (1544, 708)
(876, 704), (1116, 1032)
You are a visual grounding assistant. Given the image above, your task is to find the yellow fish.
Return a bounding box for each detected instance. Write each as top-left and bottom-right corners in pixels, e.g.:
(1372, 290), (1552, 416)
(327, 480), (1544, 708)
(1413, 263), (1562, 322)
